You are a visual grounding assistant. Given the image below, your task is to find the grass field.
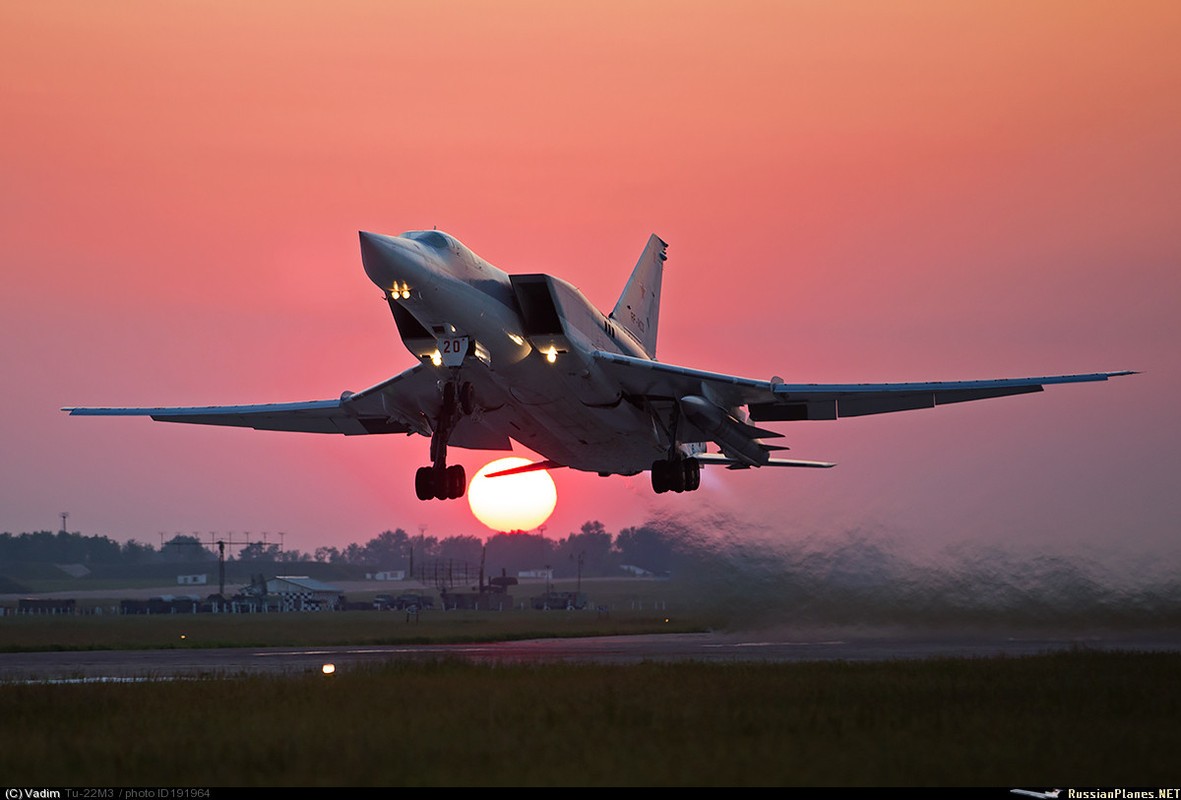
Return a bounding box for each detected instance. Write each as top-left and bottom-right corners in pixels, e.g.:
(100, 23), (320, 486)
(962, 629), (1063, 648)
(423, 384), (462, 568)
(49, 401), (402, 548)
(1, 651), (1178, 786)
(4, 578), (1179, 786)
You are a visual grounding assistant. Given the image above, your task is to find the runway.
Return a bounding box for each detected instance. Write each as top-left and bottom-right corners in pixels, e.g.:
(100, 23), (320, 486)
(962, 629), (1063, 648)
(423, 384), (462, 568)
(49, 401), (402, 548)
(4, 629), (1180, 682)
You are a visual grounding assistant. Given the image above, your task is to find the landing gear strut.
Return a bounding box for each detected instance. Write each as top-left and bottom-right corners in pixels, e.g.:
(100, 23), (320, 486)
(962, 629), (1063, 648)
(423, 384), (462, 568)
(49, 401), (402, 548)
(415, 379), (474, 501)
(651, 457), (701, 494)
(649, 400), (702, 494)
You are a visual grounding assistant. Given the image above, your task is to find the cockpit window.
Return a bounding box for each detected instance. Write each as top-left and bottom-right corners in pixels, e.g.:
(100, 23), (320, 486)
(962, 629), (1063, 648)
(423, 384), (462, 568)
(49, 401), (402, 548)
(402, 230), (452, 250)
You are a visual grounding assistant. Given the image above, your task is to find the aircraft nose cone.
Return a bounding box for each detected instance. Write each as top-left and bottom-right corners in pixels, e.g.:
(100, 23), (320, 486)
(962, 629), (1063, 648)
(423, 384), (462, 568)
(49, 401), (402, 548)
(359, 231), (434, 294)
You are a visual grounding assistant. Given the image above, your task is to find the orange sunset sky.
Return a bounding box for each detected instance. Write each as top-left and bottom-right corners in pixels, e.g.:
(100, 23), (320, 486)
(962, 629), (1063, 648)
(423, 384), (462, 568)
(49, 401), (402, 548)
(2, 2), (1177, 560)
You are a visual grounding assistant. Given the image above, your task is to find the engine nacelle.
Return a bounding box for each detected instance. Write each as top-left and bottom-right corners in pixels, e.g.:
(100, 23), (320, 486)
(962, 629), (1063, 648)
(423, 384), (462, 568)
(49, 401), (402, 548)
(678, 395), (769, 467)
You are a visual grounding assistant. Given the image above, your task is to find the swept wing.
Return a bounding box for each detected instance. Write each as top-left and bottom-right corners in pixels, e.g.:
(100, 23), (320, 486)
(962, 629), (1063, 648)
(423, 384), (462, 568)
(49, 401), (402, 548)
(591, 351), (1135, 422)
(63, 364), (512, 451)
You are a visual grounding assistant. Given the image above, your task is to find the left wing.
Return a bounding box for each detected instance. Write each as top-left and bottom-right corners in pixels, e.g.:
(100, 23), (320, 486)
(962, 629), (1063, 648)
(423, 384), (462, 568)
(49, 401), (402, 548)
(63, 364), (513, 451)
(592, 350), (1136, 422)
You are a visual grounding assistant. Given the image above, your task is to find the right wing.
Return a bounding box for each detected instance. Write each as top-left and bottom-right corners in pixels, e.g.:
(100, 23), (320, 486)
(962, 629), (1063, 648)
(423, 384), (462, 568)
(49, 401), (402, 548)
(592, 350), (1134, 466)
(592, 351), (1136, 421)
(63, 364), (513, 451)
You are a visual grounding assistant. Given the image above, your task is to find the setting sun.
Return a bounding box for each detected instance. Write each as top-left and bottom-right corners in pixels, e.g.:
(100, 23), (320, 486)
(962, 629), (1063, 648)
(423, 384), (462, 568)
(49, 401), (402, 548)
(467, 457), (557, 533)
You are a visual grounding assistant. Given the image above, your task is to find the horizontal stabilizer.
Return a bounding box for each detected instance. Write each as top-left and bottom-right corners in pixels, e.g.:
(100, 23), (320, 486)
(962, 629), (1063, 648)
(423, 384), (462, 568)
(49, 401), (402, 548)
(694, 453), (835, 470)
(486, 459), (565, 478)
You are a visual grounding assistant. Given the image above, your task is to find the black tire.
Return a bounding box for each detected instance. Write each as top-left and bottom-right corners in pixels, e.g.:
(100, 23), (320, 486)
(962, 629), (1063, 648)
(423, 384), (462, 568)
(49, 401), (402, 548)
(446, 464), (466, 499)
(669, 460), (686, 493)
(415, 467), (435, 501)
(685, 458), (701, 491)
(651, 460), (669, 494)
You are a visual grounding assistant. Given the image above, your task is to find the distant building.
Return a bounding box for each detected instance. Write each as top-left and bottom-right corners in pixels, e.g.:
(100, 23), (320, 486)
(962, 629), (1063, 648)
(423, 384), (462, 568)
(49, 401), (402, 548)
(620, 564), (656, 577)
(19, 597), (77, 614)
(177, 574), (208, 585)
(261, 576), (344, 611)
(121, 595), (201, 615)
(518, 568), (553, 580)
(366, 570), (405, 581)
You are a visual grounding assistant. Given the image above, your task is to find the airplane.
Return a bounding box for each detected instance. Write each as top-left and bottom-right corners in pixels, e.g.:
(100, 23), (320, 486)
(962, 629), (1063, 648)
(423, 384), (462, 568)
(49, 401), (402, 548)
(1010, 790), (1061, 799)
(64, 229), (1134, 501)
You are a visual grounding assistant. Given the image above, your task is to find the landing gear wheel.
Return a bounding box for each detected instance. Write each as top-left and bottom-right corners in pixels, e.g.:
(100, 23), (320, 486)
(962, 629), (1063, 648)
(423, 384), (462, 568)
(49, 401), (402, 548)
(668, 460), (687, 493)
(651, 460), (671, 494)
(415, 467), (436, 501)
(651, 457), (702, 494)
(445, 464), (466, 500)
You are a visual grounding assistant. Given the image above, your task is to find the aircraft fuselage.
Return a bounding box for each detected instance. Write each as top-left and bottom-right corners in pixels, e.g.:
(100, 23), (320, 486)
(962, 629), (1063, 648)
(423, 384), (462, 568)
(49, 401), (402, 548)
(359, 230), (677, 475)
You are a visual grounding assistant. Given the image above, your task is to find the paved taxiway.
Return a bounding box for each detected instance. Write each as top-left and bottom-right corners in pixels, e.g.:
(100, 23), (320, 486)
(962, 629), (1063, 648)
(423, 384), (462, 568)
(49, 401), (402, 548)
(4, 630), (1180, 682)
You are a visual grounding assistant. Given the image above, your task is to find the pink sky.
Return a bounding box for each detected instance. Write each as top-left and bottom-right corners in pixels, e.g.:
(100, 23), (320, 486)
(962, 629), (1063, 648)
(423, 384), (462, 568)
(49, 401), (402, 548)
(2, 2), (1177, 561)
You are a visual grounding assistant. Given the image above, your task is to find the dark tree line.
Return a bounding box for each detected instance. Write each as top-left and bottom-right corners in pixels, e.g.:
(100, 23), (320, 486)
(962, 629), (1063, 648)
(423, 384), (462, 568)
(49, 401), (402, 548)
(307, 521), (677, 578)
(0, 521), (693, 577)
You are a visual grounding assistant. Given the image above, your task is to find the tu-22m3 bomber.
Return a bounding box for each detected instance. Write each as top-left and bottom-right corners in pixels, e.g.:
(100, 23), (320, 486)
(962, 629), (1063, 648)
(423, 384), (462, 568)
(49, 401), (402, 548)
(65, 229), (1134, 501)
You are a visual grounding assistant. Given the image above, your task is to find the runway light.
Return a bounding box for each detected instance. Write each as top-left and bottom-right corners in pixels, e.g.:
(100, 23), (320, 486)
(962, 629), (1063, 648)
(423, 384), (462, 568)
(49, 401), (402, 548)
(322, 663), (336, 675)
(179, 634), (186, 640)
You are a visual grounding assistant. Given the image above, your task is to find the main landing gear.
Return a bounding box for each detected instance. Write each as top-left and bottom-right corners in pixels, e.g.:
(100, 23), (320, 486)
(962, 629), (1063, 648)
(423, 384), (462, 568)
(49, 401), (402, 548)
(649, 401), (702, 494)
(650, 457), (701, 494)
(415, 379), (476, 501)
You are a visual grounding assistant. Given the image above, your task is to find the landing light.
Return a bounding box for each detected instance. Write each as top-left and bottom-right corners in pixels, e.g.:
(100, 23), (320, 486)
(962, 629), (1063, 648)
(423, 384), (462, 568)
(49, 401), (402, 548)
(545, 346), (558, 364)
(430, 350), (443, 367)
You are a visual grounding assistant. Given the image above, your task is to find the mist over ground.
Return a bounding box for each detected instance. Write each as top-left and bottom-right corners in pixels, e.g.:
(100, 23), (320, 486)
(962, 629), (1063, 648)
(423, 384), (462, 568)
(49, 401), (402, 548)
(641, 509), (1181, 632)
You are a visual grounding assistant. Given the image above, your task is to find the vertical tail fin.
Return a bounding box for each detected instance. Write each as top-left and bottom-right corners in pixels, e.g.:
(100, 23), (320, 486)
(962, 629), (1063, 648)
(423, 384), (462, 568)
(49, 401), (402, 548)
(610, 234), (667, 358)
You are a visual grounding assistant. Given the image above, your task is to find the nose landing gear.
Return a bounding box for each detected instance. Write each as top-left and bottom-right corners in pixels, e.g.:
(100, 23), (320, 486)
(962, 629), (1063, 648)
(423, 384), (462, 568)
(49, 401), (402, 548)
(415, 379), (474, 501)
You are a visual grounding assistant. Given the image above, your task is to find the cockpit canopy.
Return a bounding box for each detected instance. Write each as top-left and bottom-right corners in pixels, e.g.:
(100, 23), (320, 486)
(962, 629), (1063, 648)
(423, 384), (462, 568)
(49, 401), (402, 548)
(401, 230), (457, 251)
